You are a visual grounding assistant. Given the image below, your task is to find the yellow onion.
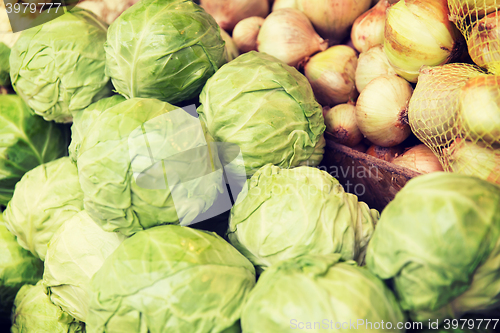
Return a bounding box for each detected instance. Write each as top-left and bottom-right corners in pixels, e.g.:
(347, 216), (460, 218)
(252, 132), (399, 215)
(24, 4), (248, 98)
(448, 0), (498, 22)
(351, 0), (389, 53)
(444, 138), (500, 184)
(468, 12), (500, 74)
(408, 64), (485, 147)
(355, 45), (397, 93)
(304, 45), (358, 106)
(366, 144), (404, 162)
(392, 144), (444, 173)
(296, 0), (372, 45)
(384, 0), (463, 83)
(324, 103), (363, 147)
(257, 9), (328, 67)
(356, 74), (413, 147)
(459, 75), (500, 145)
(200, 0), (269, 32)
(272, 0), (298, 10)
(233, 17), (265, 53)
(76, 0), (140, 24)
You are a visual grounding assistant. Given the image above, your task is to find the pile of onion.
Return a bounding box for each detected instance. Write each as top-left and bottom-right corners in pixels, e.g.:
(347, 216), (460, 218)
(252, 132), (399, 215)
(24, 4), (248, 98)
(384, 0), (462, 82)
(304, 45), (358, 106)
(356, 74), (413, 147)
(233, 17), (265, 53)
(323, 103), (363, 147)
(200, 0), (269, 32)
(448, 0), (498, 23)
(392, 144), (444, 173)
(351, 0), (389, 53)
(257, 8), (328, 67)
(408, 64), (485, 147)
(366, 144), (404, 162)
(355, 45), (397, 93)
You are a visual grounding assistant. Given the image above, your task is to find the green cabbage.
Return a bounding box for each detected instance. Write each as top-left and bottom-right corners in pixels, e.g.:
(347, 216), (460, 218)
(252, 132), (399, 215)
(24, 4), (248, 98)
(43, 211), (125, 322)
(0, 42), (10, 86)
(241, 254), (406, 333)
(228, 164), (378, 272)
(68, 95), (126, 162)
(73, 98), (224, 236)
(9, 8), (110, 123)
(0, 95), (66, 207)
(366, 172), (500, 322)
(105, 0), (226, 104)
(87, 225), (255, 333)
(3, 157), (84, 261)
(197, 51), (326, 176)
(0, 216), (43, 315)
(11, 281), (85, 333)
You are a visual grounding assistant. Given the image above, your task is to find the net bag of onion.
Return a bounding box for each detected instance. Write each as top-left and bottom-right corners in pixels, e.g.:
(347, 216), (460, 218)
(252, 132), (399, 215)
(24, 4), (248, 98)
(408, 63), (500, 185)
(448, 0), (500, 75)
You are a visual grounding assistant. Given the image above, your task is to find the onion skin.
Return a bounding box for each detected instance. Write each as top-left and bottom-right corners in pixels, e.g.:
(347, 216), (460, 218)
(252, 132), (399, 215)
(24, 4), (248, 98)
(324, 104), (363, 147)
(257, 8), (328, 67)
(200, 0), (269, 32)
(384, 0), (462, 83)
(356, 74), (413, 147)
(459, 75), (500, 145)
(297, 0), (372, 45)
(355, 45), (397, 93)
(233, 17), (265, 53)
(366, 144), (404, 162)
(448, 0), (498, 22)
(351, 0), (389, 53)
(272, 0), (298, 10)
(408, 64), (485, 147)
(304, 45), (358, 106)
(392, 144), (444, 173)
(468, 12), (500, 74)
(445, 139), (500, 184)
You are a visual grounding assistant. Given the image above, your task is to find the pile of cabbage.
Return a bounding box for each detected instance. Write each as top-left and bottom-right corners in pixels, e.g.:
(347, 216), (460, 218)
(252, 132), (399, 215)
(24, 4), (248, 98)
(1, 1), (500, 333)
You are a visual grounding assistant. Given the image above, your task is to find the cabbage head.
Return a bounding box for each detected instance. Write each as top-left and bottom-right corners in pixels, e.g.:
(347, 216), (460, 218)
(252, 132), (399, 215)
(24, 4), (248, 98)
(366, 172), (500, 322)
(0, 216), (43, 315)
(0, 42), (10, 86)
(0, 95), (66, 207)
(105, 0), (226, 104)
(11, 281), (85, 333)
(197, 51), (326, 176)
(87, 225), (256, 333)
(73, 98), (224, 236)
(43, 211), (125, 322)
(241, 254), (406, 333)
(3, 157), (84, 261)
(69, 95), (126, 162)
(228, 164), (378, 272)
(10, 8), (110, 123)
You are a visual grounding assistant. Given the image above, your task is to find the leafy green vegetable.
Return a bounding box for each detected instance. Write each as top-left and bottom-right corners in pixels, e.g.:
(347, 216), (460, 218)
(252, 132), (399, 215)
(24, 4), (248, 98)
(3, 157), (84, 261)
(87, 225), (255, 333)
(11, 281), (85, 333)
(43, 211), (125, 322)
(228, 164), (378, 272)
(0, 95), (66, 207)
(73, 97), (224, 236)
(220, 29), (239, 62)
(68, 95), (126, 162)
(197, 51), (326, 176)
(105, 0), (226, 104)
(241, 254), (406, 333)
(0, 215), (43, 315)
(10, 8), (110, 123)
(0, 42), (10, 86)
(366, 172), (500, 322)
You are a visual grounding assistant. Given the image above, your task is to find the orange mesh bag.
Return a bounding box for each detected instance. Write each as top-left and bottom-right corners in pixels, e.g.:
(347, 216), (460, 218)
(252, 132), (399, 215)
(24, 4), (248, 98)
(408, 63), (500, 185)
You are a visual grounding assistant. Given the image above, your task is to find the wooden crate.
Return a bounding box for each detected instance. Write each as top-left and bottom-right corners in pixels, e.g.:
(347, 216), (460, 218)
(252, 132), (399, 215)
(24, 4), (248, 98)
(320, 135), (421, 212)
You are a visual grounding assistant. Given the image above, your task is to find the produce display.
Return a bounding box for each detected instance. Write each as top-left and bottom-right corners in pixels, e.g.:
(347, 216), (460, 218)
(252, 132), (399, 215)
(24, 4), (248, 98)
(0, 0), (500, 332)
